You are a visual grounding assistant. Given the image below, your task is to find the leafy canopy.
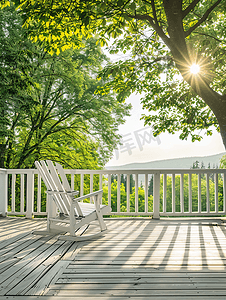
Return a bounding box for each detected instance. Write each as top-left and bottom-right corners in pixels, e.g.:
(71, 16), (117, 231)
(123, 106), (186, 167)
(4, 0), (225, 144)
(0, 4), (131, 169)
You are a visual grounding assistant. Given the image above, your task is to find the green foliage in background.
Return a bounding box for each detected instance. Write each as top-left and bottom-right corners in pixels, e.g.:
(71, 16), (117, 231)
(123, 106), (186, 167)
(158, 174), (224, 213)
(102, 180), (154, 213)
(101, 172), (224, 215)
(0, 4), (131, 170)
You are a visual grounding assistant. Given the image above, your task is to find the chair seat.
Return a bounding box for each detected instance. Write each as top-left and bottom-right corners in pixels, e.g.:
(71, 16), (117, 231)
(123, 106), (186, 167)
(55, 203), (110, 219)
(78, 202), (110, 217)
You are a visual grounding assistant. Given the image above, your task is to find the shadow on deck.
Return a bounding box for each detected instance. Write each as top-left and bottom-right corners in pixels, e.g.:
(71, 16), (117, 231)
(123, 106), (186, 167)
(1, 217), (226, 299)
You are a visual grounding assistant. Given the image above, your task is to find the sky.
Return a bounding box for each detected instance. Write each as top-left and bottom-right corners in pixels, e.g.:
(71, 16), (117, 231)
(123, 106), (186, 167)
(106, 93), (225, 167)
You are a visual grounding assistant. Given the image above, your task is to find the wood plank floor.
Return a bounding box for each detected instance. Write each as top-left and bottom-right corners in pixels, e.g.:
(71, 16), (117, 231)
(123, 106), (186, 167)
(1, 217), (226, 299)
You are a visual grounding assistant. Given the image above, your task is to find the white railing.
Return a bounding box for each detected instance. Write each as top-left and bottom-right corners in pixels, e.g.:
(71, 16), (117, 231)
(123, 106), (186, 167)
(0, 168), (226, 218)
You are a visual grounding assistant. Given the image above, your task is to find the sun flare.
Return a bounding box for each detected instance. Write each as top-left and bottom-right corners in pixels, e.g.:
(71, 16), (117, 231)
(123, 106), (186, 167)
(190, 64), (200, 74)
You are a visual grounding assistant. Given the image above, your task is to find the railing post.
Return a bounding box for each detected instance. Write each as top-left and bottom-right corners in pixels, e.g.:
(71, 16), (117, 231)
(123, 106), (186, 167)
(153, 172), (160, 219)
(0, 169), (7, 217)
(26, 171), (34, 218)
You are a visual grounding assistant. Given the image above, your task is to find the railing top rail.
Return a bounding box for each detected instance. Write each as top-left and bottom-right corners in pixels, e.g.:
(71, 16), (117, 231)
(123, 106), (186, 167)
(63, 168), (226, 175)
(5, 169), (38, 174)
(4, 168), (226, 175)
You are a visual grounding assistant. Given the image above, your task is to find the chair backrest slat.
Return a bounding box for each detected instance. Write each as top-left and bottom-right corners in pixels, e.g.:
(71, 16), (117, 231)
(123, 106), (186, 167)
(54, 162), (82, 217)
(40, 160), (70, 215)
(46, 160), (71, 213)
(35, 160), (69, 215)
(35, 161), (65, 213)
(55, 162), (72, 192)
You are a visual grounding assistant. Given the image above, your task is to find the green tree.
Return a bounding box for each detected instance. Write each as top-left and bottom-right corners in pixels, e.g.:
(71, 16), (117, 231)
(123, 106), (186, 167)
(9, 0), (226, 148)
(191, 161), (200, 169)
(0, 5), (131, 169)
(0, 4), (37, 168)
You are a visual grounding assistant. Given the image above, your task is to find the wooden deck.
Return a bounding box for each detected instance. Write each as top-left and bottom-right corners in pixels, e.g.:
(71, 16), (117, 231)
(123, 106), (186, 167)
(1, 217), (226, 299)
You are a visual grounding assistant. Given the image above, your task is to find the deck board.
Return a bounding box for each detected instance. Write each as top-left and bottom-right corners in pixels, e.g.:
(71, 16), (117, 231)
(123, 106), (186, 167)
(1, 217), (226, 298)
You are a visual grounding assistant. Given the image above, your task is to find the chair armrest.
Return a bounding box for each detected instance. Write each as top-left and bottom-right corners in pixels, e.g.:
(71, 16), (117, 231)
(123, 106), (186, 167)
(46, 190), (66, 195)
(71, 190), (103, 203)
(67, 190), (79, 197)
(46, 190), (79, 196)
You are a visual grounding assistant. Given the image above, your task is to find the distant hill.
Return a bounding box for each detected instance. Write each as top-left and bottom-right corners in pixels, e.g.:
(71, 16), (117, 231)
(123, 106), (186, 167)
(106, 152), (226, 170)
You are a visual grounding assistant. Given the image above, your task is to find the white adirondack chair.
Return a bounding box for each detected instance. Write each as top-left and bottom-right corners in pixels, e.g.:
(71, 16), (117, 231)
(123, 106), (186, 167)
(33, 160), (111, 241)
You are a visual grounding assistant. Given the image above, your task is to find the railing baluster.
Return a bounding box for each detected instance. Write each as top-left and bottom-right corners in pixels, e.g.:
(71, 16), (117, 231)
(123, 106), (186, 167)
(90, 174), (93, 193)
(80, 174), (84, 197)
(36, 174), (41, 214)
(153, 172), (160, 219)
(145, 174), (148, 213)
(180, 173), (184, 213)
(189, 173), (192, 213)
(162, 174), (167, 213)
(127, 174), (130, 213)
(172, 174), (175, 213)
(12, 174), (16, 213)
(206, 173), (210, 213)
(26, 171), (34, 218)
(117, 174), (121, 213)
(108, 174), (111, 208)
(99, 174), (102, 190)
(99, 174), (103, 204)
(90, 173), (94, 204)
(20, 174), (25, 213)
(198, 173), (201, 213)
(215, 173), (218, 213)
(135, 174), (138, 213)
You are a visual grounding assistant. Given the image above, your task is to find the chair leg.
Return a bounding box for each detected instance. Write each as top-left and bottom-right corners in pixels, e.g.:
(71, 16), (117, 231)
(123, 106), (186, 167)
(94, 195), (107, 231)
(98, 214), (107, 231)
(32, 219), (65, 236)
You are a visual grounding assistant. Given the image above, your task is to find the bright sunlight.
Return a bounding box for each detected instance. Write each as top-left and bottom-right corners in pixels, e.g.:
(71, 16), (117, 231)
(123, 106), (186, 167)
(190, 64), (200, 74)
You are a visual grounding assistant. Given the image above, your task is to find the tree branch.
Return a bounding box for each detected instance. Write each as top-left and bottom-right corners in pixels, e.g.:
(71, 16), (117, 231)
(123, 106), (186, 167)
(193, 31), (225, 43)
(185, 0), (222, 37)
(182, 0), (201, 19)
(151, 0), (158, 25)
(128, 13), (171, 47)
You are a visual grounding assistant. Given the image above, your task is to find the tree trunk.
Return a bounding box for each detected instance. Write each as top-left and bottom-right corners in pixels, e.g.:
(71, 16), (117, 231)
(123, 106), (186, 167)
(163, 0), (226, 150)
